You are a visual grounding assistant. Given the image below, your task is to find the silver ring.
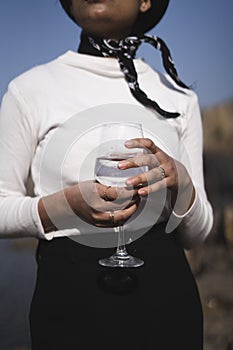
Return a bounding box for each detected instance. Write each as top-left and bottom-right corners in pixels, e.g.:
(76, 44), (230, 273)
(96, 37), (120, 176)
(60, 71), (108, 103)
(158, 166), (166, 180)
(103, 186), (112, 201)
(109, 211), (117, 224)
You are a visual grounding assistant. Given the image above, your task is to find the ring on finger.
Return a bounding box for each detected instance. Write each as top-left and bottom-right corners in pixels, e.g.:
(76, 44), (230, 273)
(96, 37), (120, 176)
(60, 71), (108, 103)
(103, 186), (112, 201)
(158, 166), (166, 180)
(109, 211), (118, 225)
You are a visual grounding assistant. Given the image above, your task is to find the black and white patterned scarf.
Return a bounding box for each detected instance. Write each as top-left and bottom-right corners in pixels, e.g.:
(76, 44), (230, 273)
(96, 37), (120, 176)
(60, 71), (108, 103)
(86, 34), (189, 119)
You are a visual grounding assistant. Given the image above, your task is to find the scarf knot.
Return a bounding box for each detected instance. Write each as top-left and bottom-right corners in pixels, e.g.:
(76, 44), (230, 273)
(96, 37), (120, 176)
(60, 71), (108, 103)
(89, 36), (141, 59)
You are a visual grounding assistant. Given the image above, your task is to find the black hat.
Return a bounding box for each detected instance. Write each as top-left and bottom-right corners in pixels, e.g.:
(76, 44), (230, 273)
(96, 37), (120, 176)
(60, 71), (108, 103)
(59, 0), (169, 34)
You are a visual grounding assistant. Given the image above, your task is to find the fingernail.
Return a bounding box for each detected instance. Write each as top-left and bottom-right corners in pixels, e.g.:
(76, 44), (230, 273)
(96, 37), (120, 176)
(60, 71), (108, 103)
(138, 189), (146, 196)
(124, 140), (133, 147)
(126, 179), (133, 185)
(118, 162), (127, 169)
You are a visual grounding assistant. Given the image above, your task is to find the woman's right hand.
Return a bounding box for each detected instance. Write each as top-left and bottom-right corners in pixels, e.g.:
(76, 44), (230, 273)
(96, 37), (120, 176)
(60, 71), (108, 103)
(38, 180), (140, 233)
(65, 180), (140, 228)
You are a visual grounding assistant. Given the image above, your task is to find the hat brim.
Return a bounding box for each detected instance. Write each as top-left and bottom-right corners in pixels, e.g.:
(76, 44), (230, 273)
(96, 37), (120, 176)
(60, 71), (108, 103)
(60, 0), (169, 34)
(135, 0), (169, 33)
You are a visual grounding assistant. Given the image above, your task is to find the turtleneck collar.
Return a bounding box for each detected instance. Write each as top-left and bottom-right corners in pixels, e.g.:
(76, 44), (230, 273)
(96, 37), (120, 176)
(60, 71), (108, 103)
(78, 32), (104, 57)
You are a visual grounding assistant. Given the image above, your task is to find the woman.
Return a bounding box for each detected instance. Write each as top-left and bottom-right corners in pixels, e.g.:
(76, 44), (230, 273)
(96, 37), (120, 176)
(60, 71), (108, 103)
(0, 1), (213, 349)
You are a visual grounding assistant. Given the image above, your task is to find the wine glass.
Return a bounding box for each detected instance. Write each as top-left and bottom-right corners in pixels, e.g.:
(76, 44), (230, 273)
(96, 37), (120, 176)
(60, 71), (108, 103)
(94, 122), (147, 268)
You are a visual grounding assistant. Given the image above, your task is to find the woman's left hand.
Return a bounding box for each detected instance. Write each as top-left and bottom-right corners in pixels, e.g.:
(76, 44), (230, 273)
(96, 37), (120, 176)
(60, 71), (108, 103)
(118, 138), (195, 215)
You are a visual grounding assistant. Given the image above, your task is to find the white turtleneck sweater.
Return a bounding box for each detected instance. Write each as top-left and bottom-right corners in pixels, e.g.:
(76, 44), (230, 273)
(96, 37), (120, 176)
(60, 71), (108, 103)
(0, 51), (213, 248)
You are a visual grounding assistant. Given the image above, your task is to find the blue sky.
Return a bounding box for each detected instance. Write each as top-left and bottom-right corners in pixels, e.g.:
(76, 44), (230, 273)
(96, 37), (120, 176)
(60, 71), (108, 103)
(0, 0), (232, 107)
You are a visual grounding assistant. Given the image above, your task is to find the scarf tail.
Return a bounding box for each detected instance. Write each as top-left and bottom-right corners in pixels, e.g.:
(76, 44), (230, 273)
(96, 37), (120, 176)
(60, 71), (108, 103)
(87, 34), (189, 119)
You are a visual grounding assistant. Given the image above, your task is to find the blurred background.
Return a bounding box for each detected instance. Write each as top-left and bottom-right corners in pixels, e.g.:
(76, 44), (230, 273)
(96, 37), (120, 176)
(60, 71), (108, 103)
(0, 1), (232, 349)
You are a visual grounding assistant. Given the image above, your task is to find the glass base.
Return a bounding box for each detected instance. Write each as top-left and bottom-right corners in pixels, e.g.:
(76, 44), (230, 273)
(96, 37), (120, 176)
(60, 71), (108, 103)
(99, 252), (144, 268)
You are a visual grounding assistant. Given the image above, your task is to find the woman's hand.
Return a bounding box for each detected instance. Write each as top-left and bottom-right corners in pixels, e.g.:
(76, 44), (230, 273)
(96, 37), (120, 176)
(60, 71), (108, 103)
(66, 180), (141, 227)
(118, 138), (195, 215)
(38, 180), (140, 233)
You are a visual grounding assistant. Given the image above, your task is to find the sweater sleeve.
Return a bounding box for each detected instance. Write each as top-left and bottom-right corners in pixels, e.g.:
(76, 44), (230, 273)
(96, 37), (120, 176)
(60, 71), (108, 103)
(166, 91), (213, 248)
(0, 81), (52, 239)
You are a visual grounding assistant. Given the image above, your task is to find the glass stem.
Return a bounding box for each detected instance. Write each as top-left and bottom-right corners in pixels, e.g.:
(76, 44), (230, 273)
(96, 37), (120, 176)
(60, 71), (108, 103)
(116, 225), (128, 258)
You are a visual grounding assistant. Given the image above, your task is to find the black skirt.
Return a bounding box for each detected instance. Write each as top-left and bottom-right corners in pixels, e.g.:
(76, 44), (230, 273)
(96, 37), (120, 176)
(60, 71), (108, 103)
(29, 223), (203, 350)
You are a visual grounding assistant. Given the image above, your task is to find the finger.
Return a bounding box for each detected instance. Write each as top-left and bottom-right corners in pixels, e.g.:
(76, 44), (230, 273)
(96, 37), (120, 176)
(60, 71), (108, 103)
(112, 195), (140, 209)
(112, 199), (141, 226)
(118, 153), (159, 170)
(98, 196), (140, 212)
(97, 183), (137, 201)
(125, 166), (166, 188)
(125, 138), (161, 154)
(115, 186), (138, 200)
(138, 178), (169, 196)
(94, 183), (141, 211)
(96, 199), (141, 227)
